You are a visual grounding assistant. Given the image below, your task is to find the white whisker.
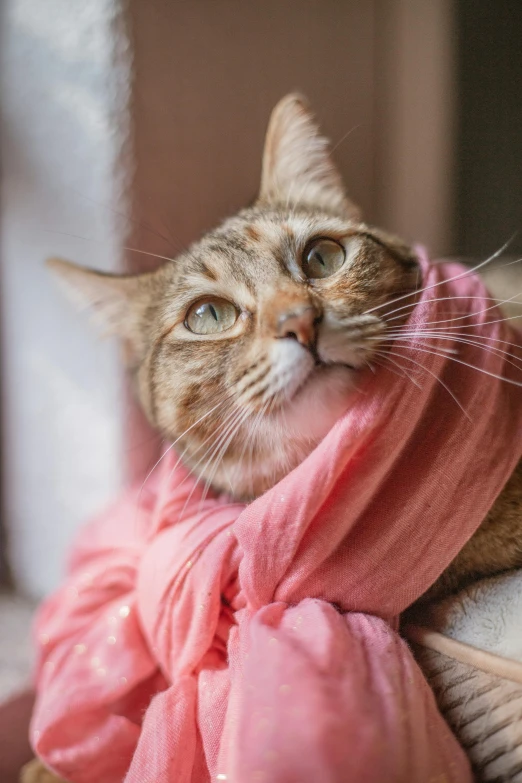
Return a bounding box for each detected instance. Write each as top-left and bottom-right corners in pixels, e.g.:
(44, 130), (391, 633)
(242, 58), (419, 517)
(373, 350), (423, 389)
(365, 240), (517, 317)
(133, 396), (230, 525)
(384, 294), (522, 325)
(377, 331), (522, 374)
(380, 339), (522, 389)
(375, 347), (471, 420)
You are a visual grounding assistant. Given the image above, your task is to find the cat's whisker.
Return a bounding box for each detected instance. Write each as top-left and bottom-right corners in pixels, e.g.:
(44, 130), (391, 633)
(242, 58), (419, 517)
(381, 295), (454, 322)
(43, 230), (179, 270)
(381, 296), (470, 323)
(169, 409), (235, 478)
(192, 403), (252, 494)
(364, 239), (516, 317)
(378, 258), (522, 333)
(371, 333), (459, 355)
(197, 418), (244, 509)
(383, 294), (522, 325)
(72, 184), (214, 271)
(152, 396), (230, 471)
(418, 293), (522, 328)
(370, 356), (400, 379)
(195, 406), (253, 510)
(244, 400), (270, 499)
(185, 403), (245, 475)
(373, 352), (424, 388)
(376, 324), (522, 368)
(408, 329), (522, 354)
(228, 398), (269, 500)
(124, 213), (205, 268)
(125, 430), (162, 454)
(330, 124), (361, 154)
(377, 330), (522, 374)
(66, 187), (180, 252)
(167, 361), (277, 507)
(379, 339), (522, 389)
(123, 246), (175, 264)
(133, 396), (232, 523)
(379, 325), (522, 362)
(388, 311), (522, 332)
(372, 350), (423, 389)
(177, 424), (241, 521)
(141, 190), (203, 260)
(160, 399), (244, 504)
(374, 346), (471, 420)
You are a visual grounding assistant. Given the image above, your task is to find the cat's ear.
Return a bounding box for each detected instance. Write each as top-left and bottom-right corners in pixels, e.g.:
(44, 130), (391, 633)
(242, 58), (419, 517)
(258, 93), (360, 220)
(47, 257), (153, 363)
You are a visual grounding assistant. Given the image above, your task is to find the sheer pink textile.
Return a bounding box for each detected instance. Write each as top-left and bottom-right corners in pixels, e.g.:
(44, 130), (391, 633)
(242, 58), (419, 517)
(32, 250), (522, 782)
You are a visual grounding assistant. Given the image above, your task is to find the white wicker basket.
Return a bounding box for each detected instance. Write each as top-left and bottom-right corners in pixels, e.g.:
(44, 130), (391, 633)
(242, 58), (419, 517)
(406, 625), (522, 782)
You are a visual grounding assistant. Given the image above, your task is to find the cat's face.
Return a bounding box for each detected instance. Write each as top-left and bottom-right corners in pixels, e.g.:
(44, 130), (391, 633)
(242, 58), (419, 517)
(50, 95), (419, 499)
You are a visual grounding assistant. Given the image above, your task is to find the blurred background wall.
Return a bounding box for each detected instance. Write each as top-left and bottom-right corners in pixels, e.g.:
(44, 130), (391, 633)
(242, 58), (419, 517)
(455, 1), (522, 256)
(128, 0), (454, 261)
(0, 0), (520, 599)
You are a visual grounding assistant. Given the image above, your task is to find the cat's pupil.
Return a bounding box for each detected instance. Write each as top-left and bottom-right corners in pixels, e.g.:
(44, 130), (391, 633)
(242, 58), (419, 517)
(315, 252), (325, 267)
(209, 304), (218, 321)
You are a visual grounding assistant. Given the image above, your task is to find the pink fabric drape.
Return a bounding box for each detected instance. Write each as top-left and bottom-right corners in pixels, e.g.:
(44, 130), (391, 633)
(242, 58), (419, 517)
(32, 250), (522, 782)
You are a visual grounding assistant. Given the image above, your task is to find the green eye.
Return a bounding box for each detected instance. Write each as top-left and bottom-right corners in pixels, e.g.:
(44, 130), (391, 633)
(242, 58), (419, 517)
(302, 238), (346, 279)
(185, 297), (238, 335)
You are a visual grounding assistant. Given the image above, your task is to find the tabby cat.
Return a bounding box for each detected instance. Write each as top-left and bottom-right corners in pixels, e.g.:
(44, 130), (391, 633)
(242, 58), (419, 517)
(24, 94), (522, 783)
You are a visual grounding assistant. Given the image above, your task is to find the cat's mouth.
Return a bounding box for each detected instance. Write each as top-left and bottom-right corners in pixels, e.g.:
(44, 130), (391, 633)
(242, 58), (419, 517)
(304, 333), (359, 372)
(315, 356), (356, 371)
(310, 345), (356, 372)
(290, 355), (357, 405)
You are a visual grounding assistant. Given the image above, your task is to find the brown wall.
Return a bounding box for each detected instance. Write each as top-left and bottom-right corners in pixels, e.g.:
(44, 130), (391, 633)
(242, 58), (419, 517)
(128, 1), (455, 265)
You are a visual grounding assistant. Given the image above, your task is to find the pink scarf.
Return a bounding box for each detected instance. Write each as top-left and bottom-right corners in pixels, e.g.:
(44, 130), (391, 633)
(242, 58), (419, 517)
(32, 250), (522, 782)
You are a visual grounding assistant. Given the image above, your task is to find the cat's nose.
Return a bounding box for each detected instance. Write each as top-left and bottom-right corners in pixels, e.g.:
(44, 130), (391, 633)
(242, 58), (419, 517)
(277, 305), (320, 348)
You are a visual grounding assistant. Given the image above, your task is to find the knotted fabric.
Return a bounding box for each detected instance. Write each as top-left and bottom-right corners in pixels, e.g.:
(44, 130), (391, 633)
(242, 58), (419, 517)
(31, 249), (522, 782)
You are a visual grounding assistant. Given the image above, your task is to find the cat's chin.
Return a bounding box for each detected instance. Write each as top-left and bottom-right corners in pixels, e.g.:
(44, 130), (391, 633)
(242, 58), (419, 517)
(282, 362), (356, 443)
(213, 364), (357, 500)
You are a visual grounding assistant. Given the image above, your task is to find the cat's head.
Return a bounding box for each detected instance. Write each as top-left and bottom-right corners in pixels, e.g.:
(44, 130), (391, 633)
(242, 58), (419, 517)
(49, 94), (419, 499)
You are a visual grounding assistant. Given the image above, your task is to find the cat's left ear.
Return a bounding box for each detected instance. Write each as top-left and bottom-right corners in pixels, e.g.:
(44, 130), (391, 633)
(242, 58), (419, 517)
(258, 93), (361, 220)
(46, 257), (155, 367)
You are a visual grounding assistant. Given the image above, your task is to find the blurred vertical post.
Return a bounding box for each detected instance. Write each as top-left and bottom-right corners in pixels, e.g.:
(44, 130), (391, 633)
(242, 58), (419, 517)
(0, 0), (132, 597)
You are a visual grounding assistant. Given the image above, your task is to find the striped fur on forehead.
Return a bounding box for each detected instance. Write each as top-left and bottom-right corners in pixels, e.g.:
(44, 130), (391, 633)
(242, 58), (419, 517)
(164, 207), (416, 309)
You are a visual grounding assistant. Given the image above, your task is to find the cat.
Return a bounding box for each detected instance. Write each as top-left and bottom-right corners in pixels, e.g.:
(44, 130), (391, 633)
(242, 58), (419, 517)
(24, 94), (522, 783)
(48, 94), (522, 598)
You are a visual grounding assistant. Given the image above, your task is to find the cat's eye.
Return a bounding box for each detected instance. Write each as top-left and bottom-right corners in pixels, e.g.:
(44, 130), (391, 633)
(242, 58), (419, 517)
(302, 238), (346, 279)
(185, 297), (239, 335)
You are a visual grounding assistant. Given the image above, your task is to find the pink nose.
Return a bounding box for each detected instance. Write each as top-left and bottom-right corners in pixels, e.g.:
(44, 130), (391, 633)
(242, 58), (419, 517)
(277, 305), (319, 348)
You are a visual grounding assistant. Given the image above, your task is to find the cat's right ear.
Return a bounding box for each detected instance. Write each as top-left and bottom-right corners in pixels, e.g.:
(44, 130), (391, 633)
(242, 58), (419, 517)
(47, 257), (152, 363)
(258, 93), (361, 220)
